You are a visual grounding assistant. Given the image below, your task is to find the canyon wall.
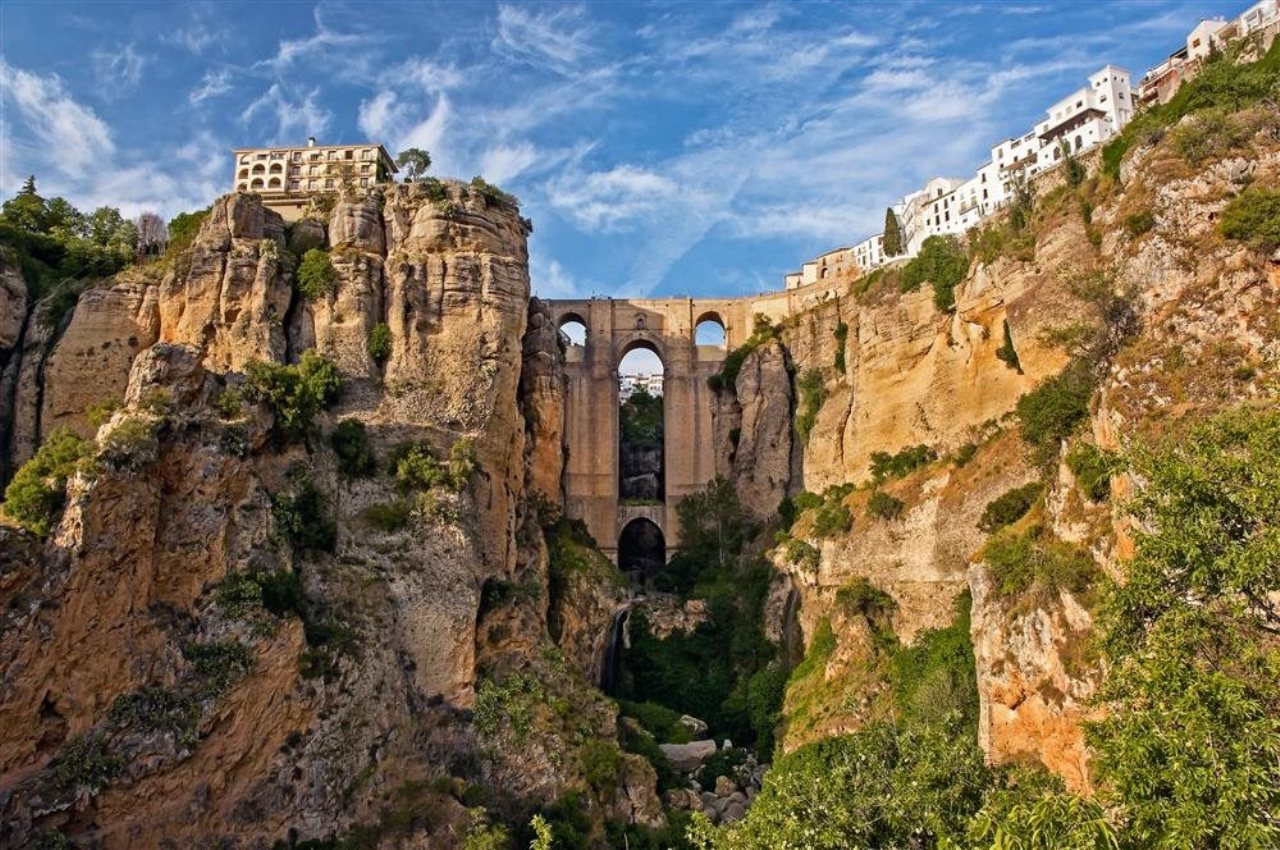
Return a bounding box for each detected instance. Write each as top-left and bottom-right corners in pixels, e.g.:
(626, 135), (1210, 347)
(0, 183), (656, 848)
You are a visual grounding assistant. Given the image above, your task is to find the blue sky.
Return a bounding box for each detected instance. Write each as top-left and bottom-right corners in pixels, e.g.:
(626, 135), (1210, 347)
(0, 0), (1243, 301)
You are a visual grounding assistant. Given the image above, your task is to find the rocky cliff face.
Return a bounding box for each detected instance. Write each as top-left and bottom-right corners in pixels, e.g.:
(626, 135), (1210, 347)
(717, 128), (1280, 785)
(0, 184), (655, 847)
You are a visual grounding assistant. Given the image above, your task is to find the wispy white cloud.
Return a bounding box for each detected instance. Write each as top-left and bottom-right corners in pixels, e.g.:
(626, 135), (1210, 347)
(189, 68), (233, 105)
(90, 43), (147, 97)
(240, 84), (332, 142)
(493, 4), (596, 72)
(0, 59), (115, 173)
(164, 2), (230, 54)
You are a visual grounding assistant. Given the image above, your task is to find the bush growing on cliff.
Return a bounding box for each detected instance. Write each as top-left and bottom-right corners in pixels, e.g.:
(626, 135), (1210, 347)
(2, 428), (94, 536)
(98, 416), (160, 471)
(866, 490), (905, 521)
(272, 477), (337, 553)
(392, 438), (476, 493)
(833, 321), (849, 373)
(901, 235), (968, 311)
(1016, 361), (1094, 466)
(794, 368), (826, 443)
(183, 640), (254, 696)
(810, 486), (853, 537)
(870, 443), (936, 483)
(331, 418), (377, 477)
(367, 322), (392, 362)
(296, 248), (337, 300)
(982, 522), (1098, 608)
(110, 685), (201, 746)
(707, 314), (778, 392)
(978, 482), (1044, 533)
(1219, 185), (1280, 254)
(470, 176), (520, 211)
(51, 732), (125, 795)
(890, 591), (979, 731)
(1065, 442), (1119, 502)
(244, 351), (342, 444)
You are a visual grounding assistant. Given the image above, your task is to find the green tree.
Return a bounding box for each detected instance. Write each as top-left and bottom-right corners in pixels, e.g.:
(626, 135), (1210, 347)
(243, 351), (342, 443)
(901, 235), (968, 311)
(296, 249), (337, 300)
(1087, 407), (1280, 849)
(396, 147), (432, 181)
(883, 207), (904, 256)
(2, 429), (94, 536)
(695, 719), (990, 849)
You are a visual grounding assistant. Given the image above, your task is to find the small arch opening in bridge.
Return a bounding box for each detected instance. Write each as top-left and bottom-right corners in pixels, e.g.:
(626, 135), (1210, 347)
(619, 341), (664, 505)
(557, 314), (587, 348)
(695, 312), (726, 347)
(617, 518), (665, 584)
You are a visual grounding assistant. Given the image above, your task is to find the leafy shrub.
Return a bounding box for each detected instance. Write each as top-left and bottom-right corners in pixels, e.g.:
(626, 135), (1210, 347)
(1170, 108), (1254, 164)
(1016, 361), (1094, 466)
(1124, 210), (1155, 237)
(86, 397), (121, 427)
(890, 592), (978, 730)
(367, 322), (392, 361)
(708, 315), (778, 392)
(1065, 442), (1119, 502)
(392, 437), (476, 493)
(982, 524), (1098, 605)
(51, 732), (125, 793)
(580, 740), (622, 799)
(243, 351), (342, 443)
(110, 685), (200, 745)
(783, 538), (820, 571)
(836, 578), (896, 621)
(98, 417), (159, 471)
(472, 673), (546, 741)
(272, 478), (337, 553)
(901, 236), (968, 311)
(296, 248), (337, 300)
(697, 747), (747, 787)
(810, 492), (852, 538)
(619, 718), (679, 791)
(697, 718), (989, 849)
(994, 320), (1022, 373)
(952, 442), (978, 467)
(1219, 185), (1280, 254)
(866, 490), (904, 521)
(470, 176), (520, 210)
(331, 418), (377, 477)
(1087, 406), (1280, 847)
(870, 444), (936, 483)
(167, 208), (209, 255)
(183, 641), (253, 696)
(978, 483), (1044, 533)
(794, 368), (826, 443)
(833, 321), (849, 373)
(216, 571), (266, 618)
(364, 500), (410, 531)
(2, 428), (93, 536)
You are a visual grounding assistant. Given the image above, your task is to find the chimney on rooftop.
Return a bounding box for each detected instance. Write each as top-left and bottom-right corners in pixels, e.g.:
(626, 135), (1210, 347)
(307, 137), (316, 147)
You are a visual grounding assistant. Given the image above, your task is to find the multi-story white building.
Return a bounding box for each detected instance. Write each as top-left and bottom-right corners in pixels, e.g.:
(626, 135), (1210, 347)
(797, 64), (1136, 286)
(1142, 2), (1279, 104)
(620, 373), (664, 400)
(231, 138), (398, 221)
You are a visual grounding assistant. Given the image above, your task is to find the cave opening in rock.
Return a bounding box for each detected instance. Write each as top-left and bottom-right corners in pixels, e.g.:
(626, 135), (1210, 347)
(618, 342), (664, 504)
(617, 518), (666, 582)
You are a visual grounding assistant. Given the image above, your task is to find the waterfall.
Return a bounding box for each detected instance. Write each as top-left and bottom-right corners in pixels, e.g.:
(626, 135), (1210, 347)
(600, 607), (631, 695)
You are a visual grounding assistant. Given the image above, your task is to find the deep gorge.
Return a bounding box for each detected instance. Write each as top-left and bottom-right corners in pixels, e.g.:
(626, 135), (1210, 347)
(1, 37), (1280, 850)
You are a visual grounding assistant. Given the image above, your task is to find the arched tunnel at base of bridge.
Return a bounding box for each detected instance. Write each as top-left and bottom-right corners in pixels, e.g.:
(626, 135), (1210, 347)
(617, 518), (666, 585)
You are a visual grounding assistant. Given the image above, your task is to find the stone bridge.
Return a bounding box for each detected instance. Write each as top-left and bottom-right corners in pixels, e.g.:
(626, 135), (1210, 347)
(546, 289), (832, 564)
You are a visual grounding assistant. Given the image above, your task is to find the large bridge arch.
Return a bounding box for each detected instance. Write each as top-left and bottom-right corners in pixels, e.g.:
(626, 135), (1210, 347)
(548, 297), (758, 563)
